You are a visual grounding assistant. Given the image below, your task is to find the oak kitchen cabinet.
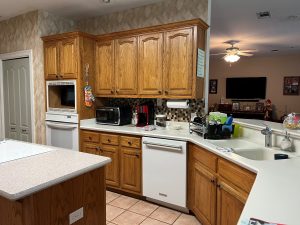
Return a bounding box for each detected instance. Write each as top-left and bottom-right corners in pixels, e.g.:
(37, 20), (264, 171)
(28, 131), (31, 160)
(188, 143), (256, 225)
(95, 19), (208, 99)
(80, 130), (142, 195)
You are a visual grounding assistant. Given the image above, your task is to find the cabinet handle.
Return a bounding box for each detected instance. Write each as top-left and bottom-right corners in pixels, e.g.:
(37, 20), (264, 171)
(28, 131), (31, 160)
(210, 179), (215, 184)
(217, 184), (221, 189)
(136, 154), (139, 158)
(107, 139), (111, 143)
(128, 141), (132, 145)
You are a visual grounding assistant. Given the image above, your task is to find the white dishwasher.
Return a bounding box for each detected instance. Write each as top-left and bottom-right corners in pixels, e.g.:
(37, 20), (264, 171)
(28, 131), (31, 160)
(142, 137), (187, 209)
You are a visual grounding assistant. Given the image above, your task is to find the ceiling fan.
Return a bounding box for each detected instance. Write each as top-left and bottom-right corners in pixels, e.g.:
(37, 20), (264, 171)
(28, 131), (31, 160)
(211, 41), (256, 63)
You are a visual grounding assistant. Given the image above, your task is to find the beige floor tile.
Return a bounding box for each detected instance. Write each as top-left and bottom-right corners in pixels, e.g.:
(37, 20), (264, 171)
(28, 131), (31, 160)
(106, 205), (125, 221)
(112, 211), (146, 225)
(109, 195), (139, 209)
(140, 218), (169, 225)
(129, 200), (159, 216)
(173, 213), (202, 225)
(106, 191), (121, 203)
(149, 207), (181, 224)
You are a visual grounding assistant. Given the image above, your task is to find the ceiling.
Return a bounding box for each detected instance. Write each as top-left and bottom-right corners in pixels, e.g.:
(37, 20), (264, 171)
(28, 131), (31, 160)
(0, 0), (163, 21)
(210, 0), (300, 56)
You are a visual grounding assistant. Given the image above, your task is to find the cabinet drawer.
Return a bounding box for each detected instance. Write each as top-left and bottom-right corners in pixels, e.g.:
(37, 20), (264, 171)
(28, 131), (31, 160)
(218, 158), (256, 193)
(82, 143), (100, 155)
(82, 131), (100, 143)
(101, 134), (119, 145)
(120, 136), (141, 149)
(190, 144), (217, 172)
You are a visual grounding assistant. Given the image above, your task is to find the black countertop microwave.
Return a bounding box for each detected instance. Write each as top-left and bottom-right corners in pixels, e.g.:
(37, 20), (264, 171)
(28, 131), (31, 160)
(96, 106), (132, 126)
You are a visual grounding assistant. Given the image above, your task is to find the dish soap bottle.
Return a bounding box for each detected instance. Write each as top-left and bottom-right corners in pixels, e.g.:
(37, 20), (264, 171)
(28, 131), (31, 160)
(280, 131), (293, 152)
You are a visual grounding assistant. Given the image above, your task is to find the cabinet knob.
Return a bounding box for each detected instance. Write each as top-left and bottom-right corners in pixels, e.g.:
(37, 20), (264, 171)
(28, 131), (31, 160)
(56, 75), (58, 79)
(158, 90), (162, 94)
(128, 141), (132, 145)
(89, 136), (92, 140)
(216, 184), (221, 189)
(165, 90), (169, 94)
(111, 90), (114, 94)
(135, 154), (139, 158)
(59, 75), (63, 79)
(107, 139), (111, 143)
(210, 179), (215, 184)
(116, 90), (119, 94)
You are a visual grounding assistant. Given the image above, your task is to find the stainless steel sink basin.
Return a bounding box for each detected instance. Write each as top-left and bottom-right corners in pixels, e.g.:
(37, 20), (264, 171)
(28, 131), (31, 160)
(208, 139), (298, 161)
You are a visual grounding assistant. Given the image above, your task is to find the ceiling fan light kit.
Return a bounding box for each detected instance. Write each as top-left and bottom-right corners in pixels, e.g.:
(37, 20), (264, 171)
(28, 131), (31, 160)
(224, 54), (240, 63)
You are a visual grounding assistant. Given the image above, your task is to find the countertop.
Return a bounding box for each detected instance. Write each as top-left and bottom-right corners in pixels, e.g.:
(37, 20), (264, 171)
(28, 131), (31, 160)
(81, 118), (300, 225)
(0, 139), (111, 201)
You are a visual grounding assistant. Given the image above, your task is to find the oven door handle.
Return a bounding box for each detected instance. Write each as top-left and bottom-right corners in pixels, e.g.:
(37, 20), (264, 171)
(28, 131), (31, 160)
(46, 122), (77, 130)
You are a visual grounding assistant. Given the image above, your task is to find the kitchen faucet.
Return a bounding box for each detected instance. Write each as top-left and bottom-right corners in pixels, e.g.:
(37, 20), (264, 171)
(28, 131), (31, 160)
(261, 124), (272, 148)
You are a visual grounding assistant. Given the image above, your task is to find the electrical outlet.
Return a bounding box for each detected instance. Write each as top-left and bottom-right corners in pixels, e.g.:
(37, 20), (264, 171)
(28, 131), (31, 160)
(69, 207), (84, 224)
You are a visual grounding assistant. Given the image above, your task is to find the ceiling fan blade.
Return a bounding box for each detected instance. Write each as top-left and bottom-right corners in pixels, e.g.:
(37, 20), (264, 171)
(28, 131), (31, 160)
(210, 53), (227, 56)
(238, 52), (253, 56)
(240, 49), (257, 53)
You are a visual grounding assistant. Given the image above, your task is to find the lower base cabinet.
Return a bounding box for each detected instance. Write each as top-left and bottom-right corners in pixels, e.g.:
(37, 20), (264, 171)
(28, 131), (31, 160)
(81, 130), (142, 195)
(188, 143), (256, 225)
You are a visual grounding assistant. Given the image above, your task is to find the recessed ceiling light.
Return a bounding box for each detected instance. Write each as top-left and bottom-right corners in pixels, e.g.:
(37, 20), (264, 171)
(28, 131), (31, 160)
(256, 11), (271, 19)
(103, 0), (110, 3)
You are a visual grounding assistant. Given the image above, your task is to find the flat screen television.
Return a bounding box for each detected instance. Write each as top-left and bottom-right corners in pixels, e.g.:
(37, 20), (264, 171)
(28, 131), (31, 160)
(226, 77), (267, 100)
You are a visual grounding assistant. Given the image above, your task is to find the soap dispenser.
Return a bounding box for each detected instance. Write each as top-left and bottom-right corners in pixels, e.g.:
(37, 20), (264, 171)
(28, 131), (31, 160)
(280, 131), (293, 152)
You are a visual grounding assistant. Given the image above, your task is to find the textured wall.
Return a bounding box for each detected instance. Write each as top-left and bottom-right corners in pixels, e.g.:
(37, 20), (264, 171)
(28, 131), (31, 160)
(78, 0), (208, 34)
(0, 10), (76, 144)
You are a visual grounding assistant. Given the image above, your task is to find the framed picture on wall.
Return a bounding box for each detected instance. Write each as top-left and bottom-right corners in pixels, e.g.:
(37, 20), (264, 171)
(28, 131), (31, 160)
(283, 76), (300, 95)
(209, 79), (218, 94)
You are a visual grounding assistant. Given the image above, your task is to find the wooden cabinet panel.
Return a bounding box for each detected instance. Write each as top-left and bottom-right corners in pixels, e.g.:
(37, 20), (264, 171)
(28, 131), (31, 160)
(82, 131), (100, 143)
(217, 179), (247, 225)
(190, 143), (218, 172)
(60, 38), (77, 79)
(218, 159), (256, 193)
(101, 133), (119, 146)
(44, 42), (59, 80)
(100, 145), (120, 188)
(120, 148), (141, 194)
(95, 40), (115, 95)
(164, 28), (194, 96)
(82, 143), (99, 155)
(192, 161), (216, 225)
(138, 33), (163, 96)
(115, 37), (138, 95)
(120, 136), (141, 149)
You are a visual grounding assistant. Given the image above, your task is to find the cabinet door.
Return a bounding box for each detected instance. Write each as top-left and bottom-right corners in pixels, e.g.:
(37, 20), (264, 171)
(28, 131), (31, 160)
(164, 28), (194, 97)
(138, 33), (163, 96)
(59, 38), (77, 79)
(217, 179), (247, 225)
(192, 161), (216, 225)
(100, 145), (120, 188)
(82, 143), (99, 155)
(115, 37), (138, 95)
(95, 40), (115, 96)
(120, 148), (141, 194)
(44, 41), (59, 80)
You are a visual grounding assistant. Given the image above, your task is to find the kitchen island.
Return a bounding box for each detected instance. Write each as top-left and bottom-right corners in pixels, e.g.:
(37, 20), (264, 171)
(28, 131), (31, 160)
(0, 139), (111, 225)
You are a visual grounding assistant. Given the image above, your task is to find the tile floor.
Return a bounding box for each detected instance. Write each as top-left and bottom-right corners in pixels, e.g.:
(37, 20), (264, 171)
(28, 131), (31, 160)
(106, 191), (202, 225)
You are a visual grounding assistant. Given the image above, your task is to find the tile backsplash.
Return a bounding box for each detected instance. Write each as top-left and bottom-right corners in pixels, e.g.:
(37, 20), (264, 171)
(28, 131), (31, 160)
(98, 98), (205, 122)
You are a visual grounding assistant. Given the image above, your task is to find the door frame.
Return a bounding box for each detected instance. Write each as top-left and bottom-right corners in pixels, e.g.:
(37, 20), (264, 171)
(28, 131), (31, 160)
(0, 50), (35, 143)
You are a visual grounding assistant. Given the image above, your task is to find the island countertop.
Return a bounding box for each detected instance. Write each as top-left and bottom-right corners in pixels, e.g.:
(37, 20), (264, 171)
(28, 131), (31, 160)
(0, 139), (111, 201)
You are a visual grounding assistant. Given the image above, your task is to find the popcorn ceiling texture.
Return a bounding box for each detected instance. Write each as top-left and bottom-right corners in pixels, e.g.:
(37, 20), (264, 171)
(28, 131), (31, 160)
(78, 0), (208, 35)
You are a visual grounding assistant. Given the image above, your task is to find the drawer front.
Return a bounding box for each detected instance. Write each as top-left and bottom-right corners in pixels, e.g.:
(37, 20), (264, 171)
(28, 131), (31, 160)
(190, 144), (217, 172)
(101, 133), (119, 145)
(218, 158), (256, 193)
(120, 136), (141, 149)
(82, 131), (100, 143)
(82, 143), (100, 155)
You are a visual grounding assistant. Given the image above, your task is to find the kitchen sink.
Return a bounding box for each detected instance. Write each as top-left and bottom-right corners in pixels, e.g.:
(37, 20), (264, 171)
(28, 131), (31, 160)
(208, 139), (298, 161)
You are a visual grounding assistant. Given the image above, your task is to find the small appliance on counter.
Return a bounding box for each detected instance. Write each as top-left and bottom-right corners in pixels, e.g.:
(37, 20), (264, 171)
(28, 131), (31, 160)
(96, 106), (132, 126)
(155, 114), (167, 127)
(136, 102), (155, 127)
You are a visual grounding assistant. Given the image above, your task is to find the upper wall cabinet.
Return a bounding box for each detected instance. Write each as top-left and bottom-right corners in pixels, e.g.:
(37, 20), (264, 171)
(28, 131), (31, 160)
(43, 37), (78, 80)
(164, 28), (194, 97)
(95, 40), (115, 95)
(95, 19), (208, 99)
(115, 37), (138, 96)
(138, 32), (164, 96)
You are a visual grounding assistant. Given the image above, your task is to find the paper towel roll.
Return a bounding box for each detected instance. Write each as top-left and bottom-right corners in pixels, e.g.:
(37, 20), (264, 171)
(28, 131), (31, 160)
(166, 100), (189, 109)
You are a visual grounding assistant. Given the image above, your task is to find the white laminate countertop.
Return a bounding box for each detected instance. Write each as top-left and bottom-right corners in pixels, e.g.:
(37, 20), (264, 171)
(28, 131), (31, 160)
(80, 118), (300, 225)
(0, 139), (111, 201)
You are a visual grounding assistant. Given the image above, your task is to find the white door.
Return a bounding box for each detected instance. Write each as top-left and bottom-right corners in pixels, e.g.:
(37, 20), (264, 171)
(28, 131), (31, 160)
(2, 57), (32, 142)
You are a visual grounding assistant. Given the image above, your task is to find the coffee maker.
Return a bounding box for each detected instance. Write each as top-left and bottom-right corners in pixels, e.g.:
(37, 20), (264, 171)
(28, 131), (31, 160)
(136, 102), (155, 127)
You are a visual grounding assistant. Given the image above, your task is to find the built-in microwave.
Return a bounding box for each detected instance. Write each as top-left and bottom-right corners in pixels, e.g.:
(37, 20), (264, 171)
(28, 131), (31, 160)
(46, 80), (77, 113)
(96, 106), (132, 126)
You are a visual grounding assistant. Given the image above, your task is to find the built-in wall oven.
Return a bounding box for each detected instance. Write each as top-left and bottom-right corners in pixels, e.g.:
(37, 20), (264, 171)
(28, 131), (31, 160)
(45, 80), (79, 151)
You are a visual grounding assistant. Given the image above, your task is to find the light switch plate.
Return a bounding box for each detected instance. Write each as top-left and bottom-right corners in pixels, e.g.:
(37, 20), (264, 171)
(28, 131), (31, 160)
(69, 207), (84, 224)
